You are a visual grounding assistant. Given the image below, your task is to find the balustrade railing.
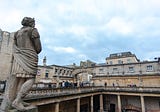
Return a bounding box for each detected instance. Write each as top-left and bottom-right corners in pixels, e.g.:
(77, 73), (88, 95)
(1, 85), (160, 99)
(26, 86), (160, 99)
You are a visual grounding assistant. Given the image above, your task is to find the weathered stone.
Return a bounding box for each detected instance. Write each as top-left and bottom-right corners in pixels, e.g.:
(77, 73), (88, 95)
(0, 30), (14, 81)
(0, 17), (42, 112)
(8, 106), (38, 112)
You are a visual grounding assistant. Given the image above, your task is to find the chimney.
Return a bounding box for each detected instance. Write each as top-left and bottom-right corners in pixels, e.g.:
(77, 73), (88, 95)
(43, 56), (47, 66)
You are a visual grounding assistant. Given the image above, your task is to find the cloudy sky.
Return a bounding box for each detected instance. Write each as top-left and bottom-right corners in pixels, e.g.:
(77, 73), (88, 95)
(1, 0), (160, 65)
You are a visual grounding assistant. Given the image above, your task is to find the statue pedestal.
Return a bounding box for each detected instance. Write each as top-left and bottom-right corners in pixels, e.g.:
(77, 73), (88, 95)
(8, 106), (38, 112)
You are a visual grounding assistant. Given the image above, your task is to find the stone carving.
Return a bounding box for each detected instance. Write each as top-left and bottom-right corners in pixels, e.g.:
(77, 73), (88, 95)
(0, 17), (42, 112)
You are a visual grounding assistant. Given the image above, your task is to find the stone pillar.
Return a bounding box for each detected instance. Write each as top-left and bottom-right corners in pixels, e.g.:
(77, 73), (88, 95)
(140, 96), (145, 112)
(100, 94), (103, 112)
(117, 95), (121, 112)
(91, 95), (93, 112)
(103, 94), (107, 111)
(56, 69), (60, 88)
(55, 102), (59, 112)
(77, 98), (80, 112)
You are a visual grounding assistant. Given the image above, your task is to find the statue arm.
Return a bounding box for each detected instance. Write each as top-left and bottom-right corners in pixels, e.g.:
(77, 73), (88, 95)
(32, 28), (42, 54)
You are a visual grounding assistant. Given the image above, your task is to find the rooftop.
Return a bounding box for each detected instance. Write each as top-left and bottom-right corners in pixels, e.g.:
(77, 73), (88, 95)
(106, 51), (139, 60)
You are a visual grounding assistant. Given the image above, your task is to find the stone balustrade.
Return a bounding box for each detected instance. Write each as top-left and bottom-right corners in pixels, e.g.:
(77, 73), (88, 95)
(25, 86), (160, 99)
(1, 86), (160, 100)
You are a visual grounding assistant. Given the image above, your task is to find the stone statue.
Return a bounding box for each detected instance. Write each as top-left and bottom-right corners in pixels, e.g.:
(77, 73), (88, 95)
(0, 17), (42, 111)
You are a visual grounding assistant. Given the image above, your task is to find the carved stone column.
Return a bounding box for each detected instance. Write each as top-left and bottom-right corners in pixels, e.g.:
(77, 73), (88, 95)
(117, 95), (121, 112)
(90, 95), (93, 112)
(55, 102), (59, 112)
(140, 96), (145, 112)
(100, 94), (103, 112)
(77, 98), (80, 112)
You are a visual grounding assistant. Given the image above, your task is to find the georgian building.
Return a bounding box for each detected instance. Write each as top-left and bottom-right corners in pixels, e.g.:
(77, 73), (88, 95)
(35, 52), (160, 88)
(92, 59), (160, 87)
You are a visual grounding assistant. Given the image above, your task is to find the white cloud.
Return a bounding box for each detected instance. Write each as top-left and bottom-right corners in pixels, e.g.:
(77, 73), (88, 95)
(77, 54), (88, 61)
(54, 25), (97, 45)
(1, 0), (160, 65)
(49, 46), (77, 54)
(105, 17), (134, 35)
(56, 25), (88, 36)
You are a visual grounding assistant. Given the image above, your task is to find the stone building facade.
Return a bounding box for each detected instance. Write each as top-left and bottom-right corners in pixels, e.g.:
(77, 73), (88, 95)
(36, 64), (74, 87)
(35, 54), (160, 89)
(92, 60), (160, 87)
(0, 29), (14, 80)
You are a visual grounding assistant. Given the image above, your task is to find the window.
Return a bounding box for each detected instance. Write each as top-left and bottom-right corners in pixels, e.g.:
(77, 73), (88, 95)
(55, 69), (58, 73)
(59, 69), (62, 74)
(129, 67), (134, 72)
(110, 61), (113, 65)
(45, 70), (49, 78)
(62, 70), (66, 75)
(45, 72), (49, 78)
(113, 68), (118, 71)
(113, 68), (118, 73)
(127, 59), (131, 63)
(99, 68), (104, 72)
(146, 65), (153, 71)
(118, 60), (123, 64)
(99, 68), (104, 75)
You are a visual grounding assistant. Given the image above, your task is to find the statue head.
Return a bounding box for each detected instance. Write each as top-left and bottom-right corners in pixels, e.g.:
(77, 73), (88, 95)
(21, 17), (35, 27)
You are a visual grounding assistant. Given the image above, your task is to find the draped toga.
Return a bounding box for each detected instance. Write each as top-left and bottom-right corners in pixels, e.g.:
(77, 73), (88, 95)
(11, 26), (41, 78)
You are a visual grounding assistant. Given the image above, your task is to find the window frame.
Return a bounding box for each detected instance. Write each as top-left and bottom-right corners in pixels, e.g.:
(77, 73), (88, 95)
(128, 66), (134, 73)
(146, 65), (153, 71)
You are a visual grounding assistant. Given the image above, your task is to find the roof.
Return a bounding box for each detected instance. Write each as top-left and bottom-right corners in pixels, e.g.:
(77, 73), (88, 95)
(106, 51), (139, 61)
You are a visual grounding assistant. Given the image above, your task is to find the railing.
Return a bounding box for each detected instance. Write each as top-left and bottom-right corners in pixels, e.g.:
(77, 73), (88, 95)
(26, 86), (103, 99)
(25, 86), (160, 99)
(1, 85), (160, 99)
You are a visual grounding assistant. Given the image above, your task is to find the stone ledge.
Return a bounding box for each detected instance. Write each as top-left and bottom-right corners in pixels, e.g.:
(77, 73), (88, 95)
(8, 106), (38, 112)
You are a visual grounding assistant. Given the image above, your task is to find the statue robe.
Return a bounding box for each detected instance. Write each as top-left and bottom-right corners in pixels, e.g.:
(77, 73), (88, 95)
(11, 26), (42, 78)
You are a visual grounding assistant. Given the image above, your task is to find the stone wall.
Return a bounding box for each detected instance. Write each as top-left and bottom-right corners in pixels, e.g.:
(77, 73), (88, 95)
(0, 29), (2, 50)
(0, 29), (14, 80)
